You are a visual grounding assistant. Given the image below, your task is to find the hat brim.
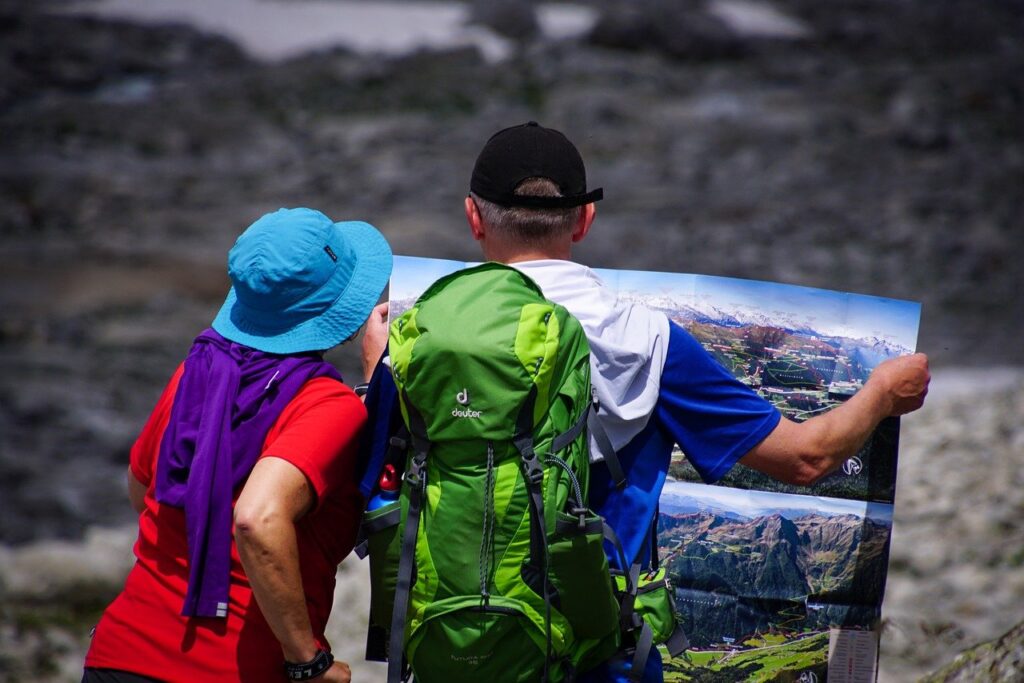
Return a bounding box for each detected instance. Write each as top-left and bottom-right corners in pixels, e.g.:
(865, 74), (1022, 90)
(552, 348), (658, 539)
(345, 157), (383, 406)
(211, 221), (393, 354)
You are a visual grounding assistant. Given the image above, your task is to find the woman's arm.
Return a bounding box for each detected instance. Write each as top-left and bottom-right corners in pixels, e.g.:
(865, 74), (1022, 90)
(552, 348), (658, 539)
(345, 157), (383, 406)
(128, 467), (147, 514)
(234, 456), (351, 682)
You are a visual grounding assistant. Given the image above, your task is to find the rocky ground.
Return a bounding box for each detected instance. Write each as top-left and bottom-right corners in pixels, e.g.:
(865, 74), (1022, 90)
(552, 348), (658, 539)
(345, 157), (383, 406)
(882, 370), (1024, 681)
(1, 0), (1022, 680)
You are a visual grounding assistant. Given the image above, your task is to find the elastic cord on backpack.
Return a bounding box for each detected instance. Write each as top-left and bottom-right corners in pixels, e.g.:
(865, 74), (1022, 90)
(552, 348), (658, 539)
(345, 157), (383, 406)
(479, 442), (496, 602)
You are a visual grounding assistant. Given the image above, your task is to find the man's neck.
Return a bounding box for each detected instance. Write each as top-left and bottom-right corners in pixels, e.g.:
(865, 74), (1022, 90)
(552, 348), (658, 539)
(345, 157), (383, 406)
(482, 242), (571, 264)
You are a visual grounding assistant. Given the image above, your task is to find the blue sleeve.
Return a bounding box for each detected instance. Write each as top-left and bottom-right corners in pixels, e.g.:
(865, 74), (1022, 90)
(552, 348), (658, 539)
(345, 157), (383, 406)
(655, 322), (781, 483)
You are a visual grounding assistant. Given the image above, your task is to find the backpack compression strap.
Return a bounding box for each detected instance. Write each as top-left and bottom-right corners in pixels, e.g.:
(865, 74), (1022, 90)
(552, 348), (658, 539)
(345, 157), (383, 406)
(511, 386), (556, 680)
(589, 397), (627, 490)
(549, 401), (590, 454)
(627, 615), (689, 681)
(629, 622), (656, 683)
(625, 515), (689, 679)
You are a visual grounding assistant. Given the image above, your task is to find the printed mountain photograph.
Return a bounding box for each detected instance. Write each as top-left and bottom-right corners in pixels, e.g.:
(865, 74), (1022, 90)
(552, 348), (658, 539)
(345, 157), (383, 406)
(658, 481), (892, 681)
(389, 257), (916, 504)
(614, 271), (919, 505)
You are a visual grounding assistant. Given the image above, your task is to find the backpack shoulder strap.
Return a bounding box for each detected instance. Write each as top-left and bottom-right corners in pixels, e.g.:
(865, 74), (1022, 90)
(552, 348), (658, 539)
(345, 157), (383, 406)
(589, 406), (628, 491)
(386, 399), (430, 683)
(550, 400), (590, 454)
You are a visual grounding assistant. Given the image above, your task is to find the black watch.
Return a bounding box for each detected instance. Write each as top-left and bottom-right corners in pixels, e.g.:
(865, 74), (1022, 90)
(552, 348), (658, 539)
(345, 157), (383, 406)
(284, 648), (334, 681)
(354, 382), (370, 397)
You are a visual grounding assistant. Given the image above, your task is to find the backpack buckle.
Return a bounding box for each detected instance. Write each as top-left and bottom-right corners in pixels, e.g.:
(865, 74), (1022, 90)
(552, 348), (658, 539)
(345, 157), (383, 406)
(571, 506), (588, 530)
(405, 451), (427, 486)
(519, 446), (544, 485)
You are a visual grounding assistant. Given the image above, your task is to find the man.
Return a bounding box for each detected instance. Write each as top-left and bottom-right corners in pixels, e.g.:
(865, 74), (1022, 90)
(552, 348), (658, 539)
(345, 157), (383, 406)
(363, 122), (929, 681)
(84, 208), (393, 683)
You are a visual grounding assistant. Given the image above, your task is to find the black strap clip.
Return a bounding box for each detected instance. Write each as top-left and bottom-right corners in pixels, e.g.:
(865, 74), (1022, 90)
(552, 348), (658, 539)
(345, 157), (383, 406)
(521, 448), (544, 486)
(570, 505), (588, 531)
(405, 451), (427, 488)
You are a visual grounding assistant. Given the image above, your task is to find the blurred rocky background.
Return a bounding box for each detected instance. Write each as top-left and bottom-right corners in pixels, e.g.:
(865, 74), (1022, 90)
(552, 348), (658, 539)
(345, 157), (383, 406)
(0, 0), (1021, 681)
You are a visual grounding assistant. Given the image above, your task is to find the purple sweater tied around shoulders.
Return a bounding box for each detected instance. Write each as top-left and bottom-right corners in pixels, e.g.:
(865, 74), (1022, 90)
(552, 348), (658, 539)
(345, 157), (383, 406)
(154, 328), (342, 618)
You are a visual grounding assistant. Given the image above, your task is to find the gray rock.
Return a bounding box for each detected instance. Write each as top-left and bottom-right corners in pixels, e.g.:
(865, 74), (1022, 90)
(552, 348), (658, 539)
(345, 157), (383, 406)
(467, 0), (539, 43)
(588, 0), (747, 60)
(878, 370), (1024, 681)
(920, 619), (1024, 682)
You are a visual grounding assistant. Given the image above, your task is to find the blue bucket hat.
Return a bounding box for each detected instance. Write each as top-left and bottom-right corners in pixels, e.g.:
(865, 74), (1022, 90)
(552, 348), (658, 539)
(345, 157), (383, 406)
(212, 207), (392, 354)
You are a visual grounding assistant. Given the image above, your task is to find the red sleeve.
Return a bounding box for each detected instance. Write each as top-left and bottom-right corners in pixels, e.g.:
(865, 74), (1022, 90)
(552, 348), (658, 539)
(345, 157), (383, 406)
(129, 364), (185, 487)
(260, 377), (367, 509)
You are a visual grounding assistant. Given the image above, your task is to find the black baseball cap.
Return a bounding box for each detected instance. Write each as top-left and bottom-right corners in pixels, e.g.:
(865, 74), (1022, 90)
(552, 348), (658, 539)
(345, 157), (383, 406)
(470, 121), (604, 209)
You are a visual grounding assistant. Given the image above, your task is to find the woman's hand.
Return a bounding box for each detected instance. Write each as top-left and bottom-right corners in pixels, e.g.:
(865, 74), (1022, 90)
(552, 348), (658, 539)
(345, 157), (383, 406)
(321, 660), (352, 683)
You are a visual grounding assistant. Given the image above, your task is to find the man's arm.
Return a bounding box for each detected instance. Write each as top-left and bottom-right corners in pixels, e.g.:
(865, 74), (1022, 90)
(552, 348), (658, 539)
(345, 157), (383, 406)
(740, 353), (930, 485)
(234, 457), (351, 683)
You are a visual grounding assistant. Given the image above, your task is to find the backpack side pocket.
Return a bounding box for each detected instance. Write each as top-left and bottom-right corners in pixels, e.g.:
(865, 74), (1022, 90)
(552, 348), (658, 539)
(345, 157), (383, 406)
(364, 499), (403, 661)
(547, 511), (620, 641)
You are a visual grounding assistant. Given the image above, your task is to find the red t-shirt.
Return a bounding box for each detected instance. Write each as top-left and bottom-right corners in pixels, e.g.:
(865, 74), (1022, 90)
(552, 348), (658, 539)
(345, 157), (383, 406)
(85, 364), (366, 682)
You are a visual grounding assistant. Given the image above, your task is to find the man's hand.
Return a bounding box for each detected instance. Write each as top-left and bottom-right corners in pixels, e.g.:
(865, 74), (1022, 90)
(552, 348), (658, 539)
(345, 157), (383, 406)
(321, 661), (352, 683)
(361, 302), (390, 382)
(741, 352), (931, 485)
(866, 352), (930, 416)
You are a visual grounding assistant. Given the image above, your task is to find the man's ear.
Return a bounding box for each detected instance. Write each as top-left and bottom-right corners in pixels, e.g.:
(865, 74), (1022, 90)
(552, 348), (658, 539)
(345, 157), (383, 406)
(571, 202), (596, 243)
(465, 196), (485, 241)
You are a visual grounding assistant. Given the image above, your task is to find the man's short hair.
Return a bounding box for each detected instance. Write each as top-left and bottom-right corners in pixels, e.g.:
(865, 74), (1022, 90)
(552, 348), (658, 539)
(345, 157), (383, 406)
(471, 177), (583, 245)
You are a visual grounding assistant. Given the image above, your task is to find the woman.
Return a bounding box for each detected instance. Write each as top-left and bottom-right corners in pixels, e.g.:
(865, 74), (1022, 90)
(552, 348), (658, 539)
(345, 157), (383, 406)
(83, 207), (392, 683)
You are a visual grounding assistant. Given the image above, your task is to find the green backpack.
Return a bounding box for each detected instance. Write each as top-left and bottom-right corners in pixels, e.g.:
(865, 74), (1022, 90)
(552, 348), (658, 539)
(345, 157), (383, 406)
(364, 263), (622, 683)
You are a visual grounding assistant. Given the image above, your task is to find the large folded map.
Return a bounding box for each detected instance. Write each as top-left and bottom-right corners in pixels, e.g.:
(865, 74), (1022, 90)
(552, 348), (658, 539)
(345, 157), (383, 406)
(389, 255), (921, 683)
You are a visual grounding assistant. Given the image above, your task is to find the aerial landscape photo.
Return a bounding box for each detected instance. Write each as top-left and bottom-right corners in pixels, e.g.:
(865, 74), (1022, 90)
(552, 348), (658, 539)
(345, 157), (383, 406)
(392, 257), (919, 504)
(658, 481), (893, 681)
(609, 269), (920, 504)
